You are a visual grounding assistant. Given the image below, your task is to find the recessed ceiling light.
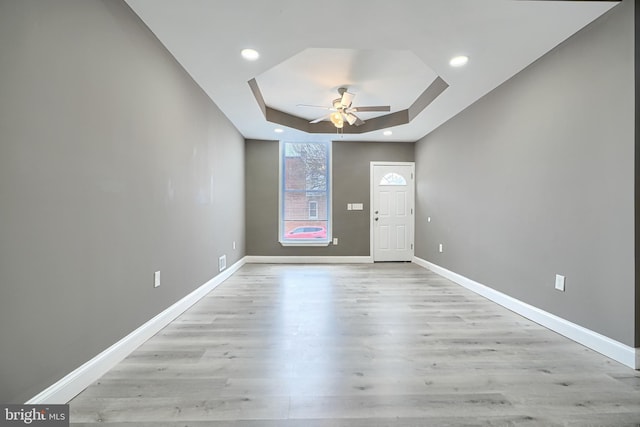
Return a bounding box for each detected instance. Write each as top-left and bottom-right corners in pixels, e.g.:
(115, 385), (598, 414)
(449, 55), (469, 67)
(241, 48), (260, 61)
(383, 130), (393, 136)
(274, 128), (284, 133)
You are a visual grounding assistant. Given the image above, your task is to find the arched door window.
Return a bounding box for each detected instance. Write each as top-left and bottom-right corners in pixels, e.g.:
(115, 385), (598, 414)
(379, 172), (407, 186)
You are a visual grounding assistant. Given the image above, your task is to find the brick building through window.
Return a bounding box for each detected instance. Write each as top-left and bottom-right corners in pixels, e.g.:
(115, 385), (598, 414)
(281, 142), (330, 243)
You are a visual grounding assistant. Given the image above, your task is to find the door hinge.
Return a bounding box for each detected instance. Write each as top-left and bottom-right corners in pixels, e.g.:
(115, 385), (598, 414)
(411, 243), (414, 250)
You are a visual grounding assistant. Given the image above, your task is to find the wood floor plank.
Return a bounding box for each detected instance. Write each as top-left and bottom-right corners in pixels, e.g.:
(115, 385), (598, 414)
(70, 263), (640, 425)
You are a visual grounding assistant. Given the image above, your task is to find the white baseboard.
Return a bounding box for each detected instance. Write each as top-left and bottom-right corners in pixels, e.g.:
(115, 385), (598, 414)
(245, 255), (373, 264)
(413, 257), (639, 370)
(26, 257), (247, 404)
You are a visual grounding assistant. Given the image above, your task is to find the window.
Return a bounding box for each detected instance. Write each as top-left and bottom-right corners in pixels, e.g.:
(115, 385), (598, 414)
(380, 172), (407, 186)
(280, 141), (331, 245)
(309, 201), (318, 219)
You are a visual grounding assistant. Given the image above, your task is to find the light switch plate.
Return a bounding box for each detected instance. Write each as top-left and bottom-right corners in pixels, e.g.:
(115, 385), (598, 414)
(154, 271), (161, 288)
(555, 274), (565, 292)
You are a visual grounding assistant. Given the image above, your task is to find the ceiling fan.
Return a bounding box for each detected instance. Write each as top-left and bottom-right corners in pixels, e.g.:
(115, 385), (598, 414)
(298, 87), (390, 128)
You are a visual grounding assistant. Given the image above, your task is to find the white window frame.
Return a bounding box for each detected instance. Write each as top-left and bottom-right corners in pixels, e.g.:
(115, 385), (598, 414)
(279, 141), (332, 247)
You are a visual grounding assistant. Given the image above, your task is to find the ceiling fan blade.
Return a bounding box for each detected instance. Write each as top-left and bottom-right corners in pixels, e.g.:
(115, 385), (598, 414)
(354, 116), (365, 126)
(297, 104), (335, 110)
(340, 91), (355, 108)
(309, 114), (330, 124)
(344, 112), (358, 126)
(351, 106), (391, 112)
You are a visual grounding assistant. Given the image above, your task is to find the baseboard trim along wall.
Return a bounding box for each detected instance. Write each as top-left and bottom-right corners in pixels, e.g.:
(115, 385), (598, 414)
(28, 255), (638, 404)
(26, 257), (248, 404)
(245, 256), (373, 264)
(413, 257), (639, 370)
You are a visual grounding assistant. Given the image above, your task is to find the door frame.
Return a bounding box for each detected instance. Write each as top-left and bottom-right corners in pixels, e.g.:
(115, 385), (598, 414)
(370, 161), (415, 262)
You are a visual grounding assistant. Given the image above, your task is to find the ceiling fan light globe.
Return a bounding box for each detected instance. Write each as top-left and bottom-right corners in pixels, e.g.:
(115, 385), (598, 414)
(330, 112), (344, 128)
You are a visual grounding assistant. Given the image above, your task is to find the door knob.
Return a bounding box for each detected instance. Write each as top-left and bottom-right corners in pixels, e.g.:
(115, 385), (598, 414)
(374, 217), (379, 221)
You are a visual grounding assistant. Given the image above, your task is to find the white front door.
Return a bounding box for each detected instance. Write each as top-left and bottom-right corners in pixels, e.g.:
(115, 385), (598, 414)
(371, 162), (415, 262)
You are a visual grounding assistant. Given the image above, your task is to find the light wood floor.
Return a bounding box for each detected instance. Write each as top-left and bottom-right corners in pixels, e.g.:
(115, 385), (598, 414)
(70, 263), (640, 426)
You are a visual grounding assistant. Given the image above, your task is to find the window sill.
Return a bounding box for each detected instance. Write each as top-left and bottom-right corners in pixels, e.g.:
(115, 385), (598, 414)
(279, 241), (330, 247)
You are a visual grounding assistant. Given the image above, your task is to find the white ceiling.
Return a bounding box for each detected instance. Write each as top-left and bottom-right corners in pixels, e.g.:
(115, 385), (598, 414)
(124, 0), (618, 143)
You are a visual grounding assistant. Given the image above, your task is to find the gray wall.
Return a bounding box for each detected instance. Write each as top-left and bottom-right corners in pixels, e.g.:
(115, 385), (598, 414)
(246, 140), (414, 256)
(415, 0), (636, 346)
(635, 0), (640, 351)
(0, 0), (245, 402)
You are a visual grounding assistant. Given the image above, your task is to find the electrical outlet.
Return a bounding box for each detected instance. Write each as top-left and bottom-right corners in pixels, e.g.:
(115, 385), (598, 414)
(555, 274), (566, 292)
(154, 271), (161, 288)
(233, 241), (236, 250)
(438, 243), (443, 253)
(219, 255), (227, 272)
(333, 237), (338, 245)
